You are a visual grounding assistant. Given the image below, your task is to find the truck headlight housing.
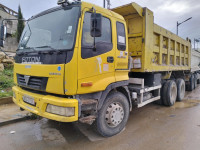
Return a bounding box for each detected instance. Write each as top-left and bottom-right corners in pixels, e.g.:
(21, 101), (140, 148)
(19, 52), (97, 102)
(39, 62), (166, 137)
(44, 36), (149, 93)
(46, 104), (75, 117)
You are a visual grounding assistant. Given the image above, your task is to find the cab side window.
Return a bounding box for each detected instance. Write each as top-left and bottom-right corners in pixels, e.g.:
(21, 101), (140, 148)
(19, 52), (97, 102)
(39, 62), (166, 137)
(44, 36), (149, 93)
(81, 12), (113, 59)
(116, 22), (126, 51)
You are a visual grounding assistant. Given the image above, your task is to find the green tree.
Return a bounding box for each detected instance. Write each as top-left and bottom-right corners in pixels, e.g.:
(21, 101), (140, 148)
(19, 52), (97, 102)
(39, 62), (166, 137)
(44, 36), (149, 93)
(17, 5), (24, 42)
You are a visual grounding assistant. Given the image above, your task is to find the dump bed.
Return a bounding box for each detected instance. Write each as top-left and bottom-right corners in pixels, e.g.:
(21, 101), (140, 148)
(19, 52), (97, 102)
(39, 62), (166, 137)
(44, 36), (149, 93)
(112, 3), (191, 73)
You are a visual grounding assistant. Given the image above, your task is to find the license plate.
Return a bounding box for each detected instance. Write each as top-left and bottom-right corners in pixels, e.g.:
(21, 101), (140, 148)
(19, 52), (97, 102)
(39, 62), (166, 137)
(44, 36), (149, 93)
(23, 95), (35, 106)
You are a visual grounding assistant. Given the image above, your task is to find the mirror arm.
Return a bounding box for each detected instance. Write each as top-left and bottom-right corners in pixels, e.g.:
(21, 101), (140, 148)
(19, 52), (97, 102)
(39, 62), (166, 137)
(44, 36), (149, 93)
(92, 7), (96, 51)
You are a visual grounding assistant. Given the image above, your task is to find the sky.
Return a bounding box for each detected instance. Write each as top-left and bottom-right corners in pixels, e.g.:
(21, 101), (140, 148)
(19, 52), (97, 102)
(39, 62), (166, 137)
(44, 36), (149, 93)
(1, 0), (200, 47)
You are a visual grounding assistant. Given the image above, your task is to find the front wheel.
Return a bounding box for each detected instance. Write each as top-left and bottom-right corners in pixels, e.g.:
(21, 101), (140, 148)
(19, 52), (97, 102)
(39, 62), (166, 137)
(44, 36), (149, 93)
(96, 91), (130, 137)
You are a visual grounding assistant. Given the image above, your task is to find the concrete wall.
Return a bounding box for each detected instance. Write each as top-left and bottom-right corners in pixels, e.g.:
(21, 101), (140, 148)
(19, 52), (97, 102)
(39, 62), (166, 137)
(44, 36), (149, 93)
(3, 36), (18, 52)
(0, 9), (18, 35)
(0, 7), (18, 52)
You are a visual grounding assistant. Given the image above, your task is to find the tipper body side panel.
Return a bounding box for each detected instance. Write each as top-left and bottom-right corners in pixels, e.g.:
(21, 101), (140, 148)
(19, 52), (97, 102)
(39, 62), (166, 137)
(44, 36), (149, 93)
(112, 3), (191, 73)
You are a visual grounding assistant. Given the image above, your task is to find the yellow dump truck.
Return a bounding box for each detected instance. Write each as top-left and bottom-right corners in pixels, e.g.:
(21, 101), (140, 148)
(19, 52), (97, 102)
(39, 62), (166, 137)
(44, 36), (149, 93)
(0, 0), (199, 137)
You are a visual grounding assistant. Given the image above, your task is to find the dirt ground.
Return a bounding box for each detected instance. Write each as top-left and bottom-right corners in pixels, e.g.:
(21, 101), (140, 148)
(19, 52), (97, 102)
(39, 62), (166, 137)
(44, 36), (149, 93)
(0, 86), (200, 150)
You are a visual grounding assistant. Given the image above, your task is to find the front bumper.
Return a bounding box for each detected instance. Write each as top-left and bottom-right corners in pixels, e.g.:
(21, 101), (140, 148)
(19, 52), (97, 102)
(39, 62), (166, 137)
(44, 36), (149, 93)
(12, 86), (79, 122)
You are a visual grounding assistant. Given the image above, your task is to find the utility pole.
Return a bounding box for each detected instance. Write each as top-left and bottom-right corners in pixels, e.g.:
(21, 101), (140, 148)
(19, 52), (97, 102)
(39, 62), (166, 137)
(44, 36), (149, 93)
(103, 0), (106, 8)
(177, 21), (178, 35)
(194, 38), (200, 50)
(107, 0), (111, 9)
(176, 17), (192, 35)
(103, 0), (111, 9)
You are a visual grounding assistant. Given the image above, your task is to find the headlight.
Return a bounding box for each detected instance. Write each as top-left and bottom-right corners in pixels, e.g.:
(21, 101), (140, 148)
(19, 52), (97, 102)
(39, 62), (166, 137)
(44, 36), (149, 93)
(46, 104), (75, 117)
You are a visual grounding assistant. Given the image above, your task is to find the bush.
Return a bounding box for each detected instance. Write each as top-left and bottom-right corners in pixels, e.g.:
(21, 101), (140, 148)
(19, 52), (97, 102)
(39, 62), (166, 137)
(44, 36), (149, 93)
(0, 67), (14, 90)
(0, 67), (14, 98)
(0, 90), (13, 98)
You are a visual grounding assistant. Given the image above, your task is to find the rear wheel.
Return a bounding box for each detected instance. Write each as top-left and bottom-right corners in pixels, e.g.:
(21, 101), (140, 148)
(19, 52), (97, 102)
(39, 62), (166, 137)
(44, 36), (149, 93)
(162, 80), (171, 106)
(197, 79), (200, 84)
(197, 74), (200, 84)
(194, 74), (197, 89)
(156, 81), (166, 105)
(163, 80), (177, 106)
(176, 79), (185, 101)
(96, 92), (130, 137)
(188, 75), (194, 91)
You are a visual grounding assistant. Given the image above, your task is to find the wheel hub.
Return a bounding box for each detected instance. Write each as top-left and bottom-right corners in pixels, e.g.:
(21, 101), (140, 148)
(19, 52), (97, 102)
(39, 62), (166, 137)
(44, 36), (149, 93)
(170, 83), (177, 104)
(180, 84), (185, 97)
(105, 103), (124, 127)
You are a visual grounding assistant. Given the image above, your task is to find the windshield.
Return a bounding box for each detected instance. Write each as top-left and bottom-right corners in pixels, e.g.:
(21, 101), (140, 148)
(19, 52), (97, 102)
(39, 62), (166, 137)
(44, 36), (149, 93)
(18, 6), (80, 51)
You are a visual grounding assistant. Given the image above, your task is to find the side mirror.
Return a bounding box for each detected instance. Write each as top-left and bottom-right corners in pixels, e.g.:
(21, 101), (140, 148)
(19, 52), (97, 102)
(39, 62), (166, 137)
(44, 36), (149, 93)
(90, 13), (102, 37)
(0, 25), (7, 47)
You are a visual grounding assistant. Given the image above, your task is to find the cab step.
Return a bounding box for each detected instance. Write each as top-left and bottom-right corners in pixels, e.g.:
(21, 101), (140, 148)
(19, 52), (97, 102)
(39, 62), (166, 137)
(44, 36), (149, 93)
(79, 115), (96, 125)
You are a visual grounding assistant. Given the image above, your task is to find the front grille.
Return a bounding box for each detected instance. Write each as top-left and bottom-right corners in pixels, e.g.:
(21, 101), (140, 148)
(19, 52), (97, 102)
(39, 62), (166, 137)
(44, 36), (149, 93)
(17, 74), (48, 91)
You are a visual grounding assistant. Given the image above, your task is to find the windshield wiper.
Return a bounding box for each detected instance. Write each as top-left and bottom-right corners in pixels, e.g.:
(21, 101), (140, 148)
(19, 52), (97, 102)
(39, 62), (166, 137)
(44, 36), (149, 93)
(16, 47), (39, 56)
(34, 46), (61, 55)
(17, 46), (62, 55)
(35, 46), (56, 50)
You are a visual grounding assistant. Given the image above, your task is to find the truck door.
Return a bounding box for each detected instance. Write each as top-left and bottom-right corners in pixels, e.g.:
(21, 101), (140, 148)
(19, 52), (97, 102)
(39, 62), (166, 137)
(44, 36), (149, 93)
(77, 11), (115, 94)
(115, 21), (129, 81)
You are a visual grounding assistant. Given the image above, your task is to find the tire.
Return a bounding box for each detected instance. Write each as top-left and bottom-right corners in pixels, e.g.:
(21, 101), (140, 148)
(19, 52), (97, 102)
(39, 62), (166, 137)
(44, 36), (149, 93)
(197, 79), (200, 84)
(162, 80), (171, 106)
(176, 79), (185, 102)
(155, 81), (166, 105)
(163, 80), (177, 106)
(96, 91), (130, 137)
(188, 75), (194, 91)
(194, 74), (197, 89)
(197, 74), (200, 84)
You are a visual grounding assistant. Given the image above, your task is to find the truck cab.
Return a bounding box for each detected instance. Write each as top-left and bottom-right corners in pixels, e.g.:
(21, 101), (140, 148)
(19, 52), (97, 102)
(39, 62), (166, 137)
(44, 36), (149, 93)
(0, 0), (194, 137)
(8, 1), (131, 137)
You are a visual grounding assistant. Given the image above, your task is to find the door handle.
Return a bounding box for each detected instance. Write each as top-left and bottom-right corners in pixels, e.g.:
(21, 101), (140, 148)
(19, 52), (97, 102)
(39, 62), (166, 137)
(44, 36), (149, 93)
(107, 56), (114, 63)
